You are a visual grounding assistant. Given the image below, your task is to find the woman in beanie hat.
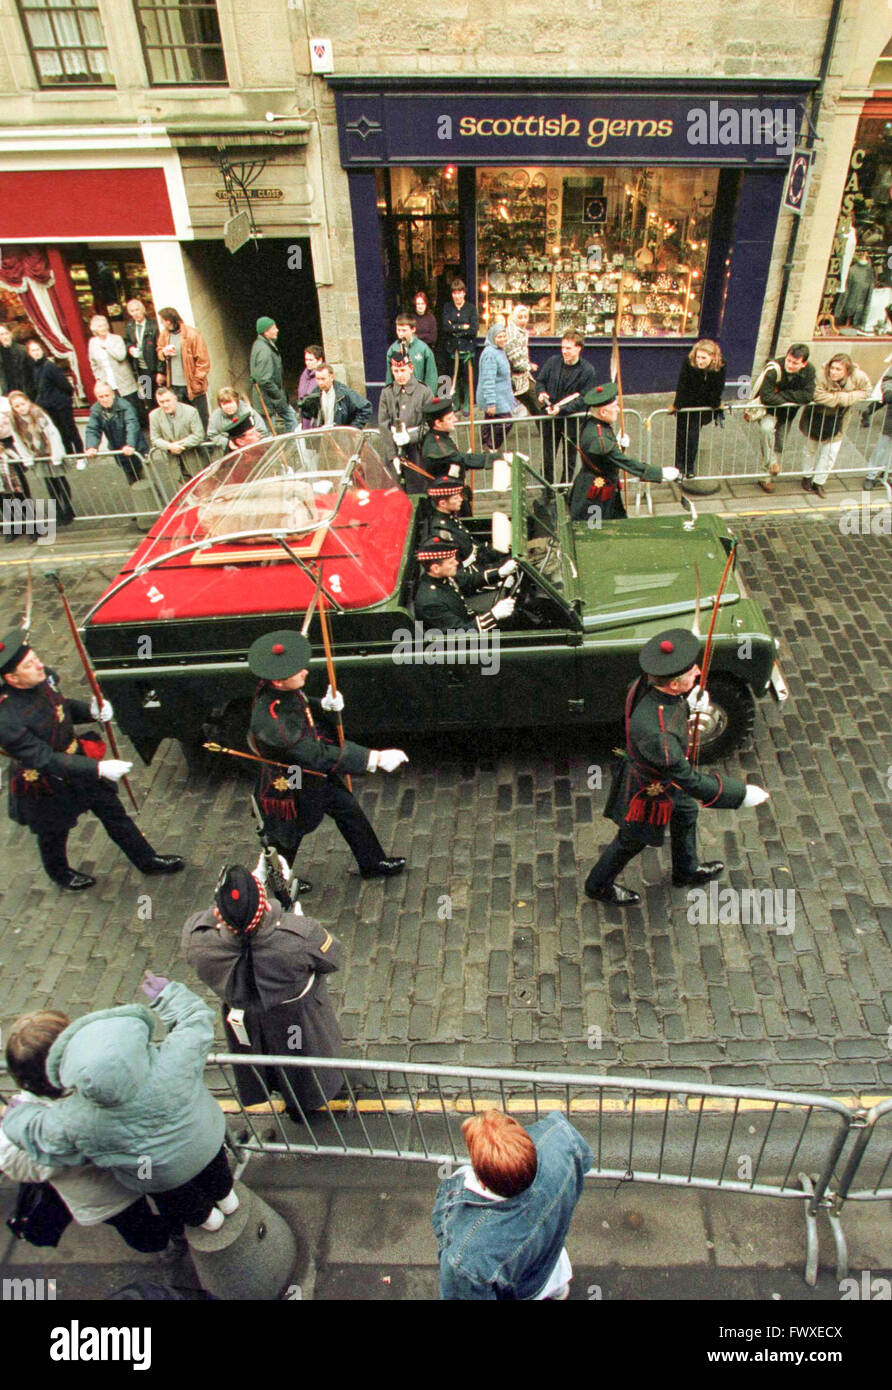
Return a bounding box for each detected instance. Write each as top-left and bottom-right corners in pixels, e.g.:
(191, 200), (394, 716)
(182, 864), (345, 1120)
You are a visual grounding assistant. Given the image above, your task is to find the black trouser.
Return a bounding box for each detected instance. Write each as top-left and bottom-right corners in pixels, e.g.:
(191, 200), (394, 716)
(541, 416), (582, 485)
(105, 1197), (174, 1253)
(116, 452), (144, 485)
(151, 1147), (232, 1229)
(31, 780), (156, 882)
(171, 385), (209, 429)
(481, 417), (513, 451)
(585, 800), (700, 892)
(46, 404), (83, 456)
(43, 473), (75, 524)
(450, 355), (475, 414)
(267, 777), (385, 873)
(675, 410), (707, 477)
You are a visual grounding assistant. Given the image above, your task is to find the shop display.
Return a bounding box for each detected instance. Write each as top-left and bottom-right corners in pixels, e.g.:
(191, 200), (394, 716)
(66, 251), (155, 329)
(818, 111), (892, 337)
(477, 165), (716, 339)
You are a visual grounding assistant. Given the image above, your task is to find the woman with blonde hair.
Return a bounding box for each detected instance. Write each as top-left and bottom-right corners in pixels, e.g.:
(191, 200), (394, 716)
(6, 389), (74, 524)
(668, 339), (726, 480)
(798, 352), (871, 497)
(207, 385), (270, 453)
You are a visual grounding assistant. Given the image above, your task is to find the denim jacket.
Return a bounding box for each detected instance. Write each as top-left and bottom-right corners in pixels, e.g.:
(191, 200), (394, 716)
(432, 1112), (593, 1300)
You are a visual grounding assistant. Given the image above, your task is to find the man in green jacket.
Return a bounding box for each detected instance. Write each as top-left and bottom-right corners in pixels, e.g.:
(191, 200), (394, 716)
(385, 315), (439, 393)
(250, 316), (299, 434)
(584, 628), (770, 906)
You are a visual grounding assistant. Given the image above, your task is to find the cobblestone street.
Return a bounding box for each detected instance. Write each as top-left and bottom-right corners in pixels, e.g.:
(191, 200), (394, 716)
(1, 511), (890, 1092)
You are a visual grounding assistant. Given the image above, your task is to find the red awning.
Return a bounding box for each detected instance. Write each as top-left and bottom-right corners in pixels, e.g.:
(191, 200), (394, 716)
(2, 168), (175, 239)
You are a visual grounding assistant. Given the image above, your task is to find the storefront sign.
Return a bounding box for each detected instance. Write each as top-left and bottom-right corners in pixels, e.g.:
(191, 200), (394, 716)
(333, 87), (812, 168)
(214, 188), (285, 202)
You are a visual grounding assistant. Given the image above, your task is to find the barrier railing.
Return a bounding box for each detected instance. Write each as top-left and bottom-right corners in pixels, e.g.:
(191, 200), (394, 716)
(206, 1052), (877, 1283)
(447, 408), (645, 494)
(2, 446), (214, 528)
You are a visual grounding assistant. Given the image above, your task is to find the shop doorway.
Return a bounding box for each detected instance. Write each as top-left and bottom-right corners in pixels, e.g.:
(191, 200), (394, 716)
(183, 237), (322, 395)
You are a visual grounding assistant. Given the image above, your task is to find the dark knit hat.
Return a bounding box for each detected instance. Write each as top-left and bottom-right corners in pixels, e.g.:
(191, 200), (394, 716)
(248, 629), (312, 681)
(214, 864), (267, 934)
(639, 628), (701, 679)
(256, 316), (276, 335)
(0, 626), (30, 678)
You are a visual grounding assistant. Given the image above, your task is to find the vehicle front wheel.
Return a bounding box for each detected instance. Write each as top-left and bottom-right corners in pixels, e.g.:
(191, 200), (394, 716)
(691, 674), (755, 763)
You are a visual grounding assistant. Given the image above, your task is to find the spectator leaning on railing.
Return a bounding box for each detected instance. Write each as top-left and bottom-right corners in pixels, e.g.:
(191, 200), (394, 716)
(207, 386), (270, 453)
(149, 385), (207, 483)
(753, 343), (815, 494)
(5, 389), (74, 525)
(862, 356), (892, 490)
(84, 382), (147, 486)
(798, 353), (871, 498)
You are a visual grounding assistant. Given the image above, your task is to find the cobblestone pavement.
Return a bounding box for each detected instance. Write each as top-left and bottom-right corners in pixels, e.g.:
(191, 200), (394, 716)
(0, 512), (890, 1092)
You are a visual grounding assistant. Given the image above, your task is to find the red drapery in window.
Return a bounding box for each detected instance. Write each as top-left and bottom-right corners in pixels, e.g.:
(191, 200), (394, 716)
(0, 247), (84, 397)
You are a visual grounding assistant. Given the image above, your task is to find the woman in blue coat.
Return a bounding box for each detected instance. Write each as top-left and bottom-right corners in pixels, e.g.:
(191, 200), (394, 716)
(477, 323), (516, 451)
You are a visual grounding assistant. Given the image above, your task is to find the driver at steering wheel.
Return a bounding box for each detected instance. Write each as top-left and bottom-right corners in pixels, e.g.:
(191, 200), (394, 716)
(420, 476), (506, 575)
(414, 536), (518, 634)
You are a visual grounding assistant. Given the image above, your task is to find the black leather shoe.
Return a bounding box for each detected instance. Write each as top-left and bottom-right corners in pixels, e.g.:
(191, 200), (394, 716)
(801, 477), (813, 491)
(672, 861), (725, 886)
(360, 857), (406, 879)
(53, 870), (96, 891)
(585, 882), (641, 906)
(293, 878), (312, 894)
(140, 854), (186, 874)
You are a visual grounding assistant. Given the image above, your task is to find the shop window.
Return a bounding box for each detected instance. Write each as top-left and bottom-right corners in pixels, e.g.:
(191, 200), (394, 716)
(477, 165), (718, 338)
(64, 248), (154, 329)
(817, 111), (892, 339)
(16, 0), (114, 87)
(376, 167), (461, 320)
(133, 0), (227, 86)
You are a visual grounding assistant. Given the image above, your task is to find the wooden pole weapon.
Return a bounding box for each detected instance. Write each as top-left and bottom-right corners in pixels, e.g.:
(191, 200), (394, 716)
(689, 540), (737, 768)
(45, 571), (140, 813)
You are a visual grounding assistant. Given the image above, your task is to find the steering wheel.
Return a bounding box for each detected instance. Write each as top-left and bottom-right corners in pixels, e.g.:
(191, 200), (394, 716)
(491, 561), (525, 610)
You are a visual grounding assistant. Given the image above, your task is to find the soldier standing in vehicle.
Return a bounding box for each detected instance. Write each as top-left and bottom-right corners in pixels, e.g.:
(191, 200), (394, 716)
(247, 630), (408, 882)
(584, 628), (770, 906)
(569, 383), (676, 522)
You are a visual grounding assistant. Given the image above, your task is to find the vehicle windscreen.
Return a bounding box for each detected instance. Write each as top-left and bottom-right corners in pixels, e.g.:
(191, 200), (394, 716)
(512, 458), (569, 597)
(85, 428), (411, 626)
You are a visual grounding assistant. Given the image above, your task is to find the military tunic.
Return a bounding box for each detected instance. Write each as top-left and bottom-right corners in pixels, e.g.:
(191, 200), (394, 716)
(249, 685), (385, 870)
(586, 678), (746, 891)
(182, 903), (344, 1113)
(569, 418), (663, 522)
(414, 568), (501, 634)
(0, 671), (154, 882)
(420, 510), (503, 574)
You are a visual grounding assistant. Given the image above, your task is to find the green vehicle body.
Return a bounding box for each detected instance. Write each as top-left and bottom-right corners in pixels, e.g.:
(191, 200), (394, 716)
(82, 448), (783, 764)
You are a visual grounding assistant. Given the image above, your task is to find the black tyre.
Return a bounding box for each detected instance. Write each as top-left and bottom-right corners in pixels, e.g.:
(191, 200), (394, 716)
(692, 673), (756, 763)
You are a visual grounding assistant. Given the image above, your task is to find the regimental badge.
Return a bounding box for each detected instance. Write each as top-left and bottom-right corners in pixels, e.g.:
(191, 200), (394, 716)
(24, 769), (39, 781)
(645, 781), (665, 797)
(273, 776), (290, 791)
(593, 476), (606, 488)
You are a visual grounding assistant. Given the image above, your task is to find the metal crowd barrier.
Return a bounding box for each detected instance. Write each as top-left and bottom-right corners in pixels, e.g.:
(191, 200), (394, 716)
(205, 1052), (886, 1283)
(8, 446), (214, 526)
(448, 408), (645, 493)
(644, 398), (887, 485)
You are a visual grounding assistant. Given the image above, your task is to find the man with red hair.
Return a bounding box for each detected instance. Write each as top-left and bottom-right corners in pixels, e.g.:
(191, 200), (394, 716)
(432, 1108), (592, 1300)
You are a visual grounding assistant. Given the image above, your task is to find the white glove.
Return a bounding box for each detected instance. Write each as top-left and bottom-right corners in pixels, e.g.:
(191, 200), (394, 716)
(491, 597), (516, 621)
(320, 684), (345, 713)
(743, 785), (770, 807)
(497, 558), (517, 578)
(377, 749), (409, 773)
(662, 466), (681, 482)
(392, 425), (410, 446)
(89, 696), (113, 722)
(253, 851), (290, 885)
(98, 759), (132, 782)
(686, 685), (711, 716)
(617, 432), (631, 450)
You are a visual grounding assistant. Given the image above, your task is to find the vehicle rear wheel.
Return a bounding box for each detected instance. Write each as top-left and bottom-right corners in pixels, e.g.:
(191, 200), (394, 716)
(693, 674), (755, 763)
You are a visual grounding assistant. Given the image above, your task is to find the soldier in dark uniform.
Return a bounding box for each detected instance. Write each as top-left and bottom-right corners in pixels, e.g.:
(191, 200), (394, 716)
(0, 628), (184, 890)
(569, 383), (676, 523)
(420, 475), (508, 573)
(247, 630), (408, 881)
(182, 863), (345, 1120)
(584, 628), (770, 906)
(420, 396), (505, 515)
(414, 536), (517, 633)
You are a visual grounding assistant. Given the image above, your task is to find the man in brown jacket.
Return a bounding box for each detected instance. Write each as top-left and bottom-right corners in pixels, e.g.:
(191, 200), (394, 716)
(156, 307), (211, 429)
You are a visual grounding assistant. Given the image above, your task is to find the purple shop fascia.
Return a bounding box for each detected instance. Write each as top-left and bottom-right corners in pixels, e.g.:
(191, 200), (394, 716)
(329, 77), (814, 398)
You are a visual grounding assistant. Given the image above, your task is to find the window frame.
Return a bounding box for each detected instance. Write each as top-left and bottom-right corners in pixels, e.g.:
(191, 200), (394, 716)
(132, 0), (228, 88)
(15, 0), (115, 90)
